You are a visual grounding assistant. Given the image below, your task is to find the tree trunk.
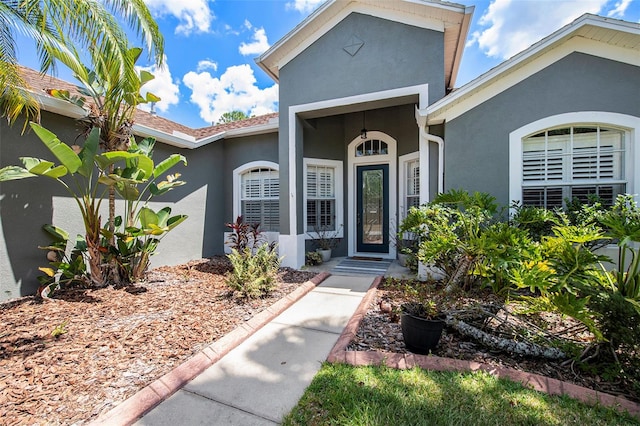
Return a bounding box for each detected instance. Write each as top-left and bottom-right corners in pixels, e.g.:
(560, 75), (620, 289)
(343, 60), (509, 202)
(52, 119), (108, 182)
(445, 315), (567, 360)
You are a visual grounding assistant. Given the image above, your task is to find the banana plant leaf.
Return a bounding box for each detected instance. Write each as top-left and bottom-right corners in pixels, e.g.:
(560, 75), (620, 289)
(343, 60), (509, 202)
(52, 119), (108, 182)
(21, 158), (68, 179)
(96, 151), (154, 179)
(153, 154), (187, 178)
(0, 165), (37, 181)
(30, 123), (82, 173)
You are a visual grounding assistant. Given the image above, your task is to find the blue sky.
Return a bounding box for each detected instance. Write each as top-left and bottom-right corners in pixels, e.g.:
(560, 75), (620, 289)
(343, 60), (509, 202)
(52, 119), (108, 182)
(18, 0), (640, 129)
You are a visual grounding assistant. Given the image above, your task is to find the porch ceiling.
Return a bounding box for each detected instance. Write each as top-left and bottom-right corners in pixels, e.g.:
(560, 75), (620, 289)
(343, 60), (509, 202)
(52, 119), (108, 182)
(297, 93), (419, 120)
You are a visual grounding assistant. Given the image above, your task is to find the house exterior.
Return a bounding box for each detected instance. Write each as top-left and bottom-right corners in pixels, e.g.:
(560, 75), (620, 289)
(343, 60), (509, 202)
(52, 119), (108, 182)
(1, 0), (639, 301)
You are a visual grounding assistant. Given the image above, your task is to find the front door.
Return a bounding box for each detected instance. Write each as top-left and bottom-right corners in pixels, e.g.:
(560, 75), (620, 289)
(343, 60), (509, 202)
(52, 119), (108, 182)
(356, 164), (389, 253)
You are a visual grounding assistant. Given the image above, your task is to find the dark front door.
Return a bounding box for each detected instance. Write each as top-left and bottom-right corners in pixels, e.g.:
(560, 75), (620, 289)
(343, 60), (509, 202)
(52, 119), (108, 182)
(357, 164), (389, 253)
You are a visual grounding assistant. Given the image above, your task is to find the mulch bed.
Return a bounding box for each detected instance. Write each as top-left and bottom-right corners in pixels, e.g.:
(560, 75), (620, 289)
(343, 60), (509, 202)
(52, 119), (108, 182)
(346, 278), (640, 404)
(0, 256), (316, 425)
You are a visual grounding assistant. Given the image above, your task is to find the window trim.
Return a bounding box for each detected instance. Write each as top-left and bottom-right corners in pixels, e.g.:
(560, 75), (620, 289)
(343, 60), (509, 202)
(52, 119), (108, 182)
(233, 161), (279, 229)
(509, 112), (639, 210)
(303, 158), (344, 239)
(399, 152), (420, 219)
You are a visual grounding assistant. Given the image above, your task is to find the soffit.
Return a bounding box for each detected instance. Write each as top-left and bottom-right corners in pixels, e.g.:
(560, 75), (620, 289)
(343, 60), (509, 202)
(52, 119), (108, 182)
(256, 0), (473, 89)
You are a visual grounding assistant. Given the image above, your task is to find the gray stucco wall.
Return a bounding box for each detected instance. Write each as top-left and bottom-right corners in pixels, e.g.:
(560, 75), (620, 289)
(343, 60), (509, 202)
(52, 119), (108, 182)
(444, 53), (640, 207)
(1, 113), (80, 299)
(222, 133), (279, 224)
(277, 12), (446, 235)
(0, 108), (278, 301)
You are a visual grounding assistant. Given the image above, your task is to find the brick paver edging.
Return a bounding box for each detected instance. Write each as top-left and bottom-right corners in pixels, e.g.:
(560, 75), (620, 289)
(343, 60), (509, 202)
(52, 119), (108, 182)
(91, 271), (331, 426)
(326, 276), (640, 420)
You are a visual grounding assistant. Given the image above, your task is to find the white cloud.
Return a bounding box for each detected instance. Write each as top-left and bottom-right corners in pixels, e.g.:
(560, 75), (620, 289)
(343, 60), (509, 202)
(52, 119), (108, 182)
(239, 27), (271, 56)
(183, 64), (279, 124)
(608, 0), (632, 17)
(286, 0), (325, 14)
(468, 0), (609, 60)
(136, 57), (180, 113)
(144, 0), (214, 35)
(197, 59), (218, 72)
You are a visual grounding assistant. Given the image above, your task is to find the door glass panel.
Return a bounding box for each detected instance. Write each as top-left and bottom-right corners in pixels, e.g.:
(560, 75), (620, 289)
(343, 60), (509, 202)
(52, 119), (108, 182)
(362, 169), (384, 245)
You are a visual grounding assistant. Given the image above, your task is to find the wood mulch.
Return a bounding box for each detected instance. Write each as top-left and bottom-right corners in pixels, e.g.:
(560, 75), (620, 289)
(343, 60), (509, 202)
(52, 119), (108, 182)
(347, 278), (640, 404)
(0, 256), (316, 425)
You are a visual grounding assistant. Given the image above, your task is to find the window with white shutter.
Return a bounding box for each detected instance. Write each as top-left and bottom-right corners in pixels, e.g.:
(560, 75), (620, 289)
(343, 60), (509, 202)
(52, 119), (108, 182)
(406, 158), (420, 212)
(306, 165), (336, 231)
(240, 167), (279, 231)
(303, 159), (343, 236)
(522, 126), (625, 208)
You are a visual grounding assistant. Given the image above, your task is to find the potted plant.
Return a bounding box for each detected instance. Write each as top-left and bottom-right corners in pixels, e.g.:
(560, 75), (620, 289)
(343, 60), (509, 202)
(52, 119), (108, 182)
(309, 224), (342, 262)
(400, 285), (445, 354)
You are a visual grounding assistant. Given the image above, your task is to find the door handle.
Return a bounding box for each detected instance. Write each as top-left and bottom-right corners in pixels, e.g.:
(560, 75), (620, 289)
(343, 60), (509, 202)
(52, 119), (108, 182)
(357, 213), (361, 226)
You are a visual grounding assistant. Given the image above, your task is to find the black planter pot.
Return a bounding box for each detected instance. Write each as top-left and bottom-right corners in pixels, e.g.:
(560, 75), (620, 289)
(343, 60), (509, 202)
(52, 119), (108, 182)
(400, 312), (445, 355)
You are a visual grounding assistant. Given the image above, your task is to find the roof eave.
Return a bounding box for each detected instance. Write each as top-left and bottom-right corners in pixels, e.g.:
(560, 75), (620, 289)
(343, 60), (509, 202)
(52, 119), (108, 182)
(448, 5), (475, 90)
(133, 124), (226, 149)
(426, 14), (640, 122)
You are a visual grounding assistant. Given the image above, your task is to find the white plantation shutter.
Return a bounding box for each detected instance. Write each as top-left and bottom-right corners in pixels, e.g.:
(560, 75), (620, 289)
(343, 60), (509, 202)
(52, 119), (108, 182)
(241, 168), (279, 231)
(306, 165), (336, 230)
(406, 159), (420, 210)
(522, 126), (625, 208)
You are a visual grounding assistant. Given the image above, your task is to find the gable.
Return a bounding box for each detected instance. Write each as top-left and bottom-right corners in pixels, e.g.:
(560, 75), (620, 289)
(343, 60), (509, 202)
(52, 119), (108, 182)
(257, 0), (472, 90)
(279, 12), (446, 107)
(426, 14), (640, 125)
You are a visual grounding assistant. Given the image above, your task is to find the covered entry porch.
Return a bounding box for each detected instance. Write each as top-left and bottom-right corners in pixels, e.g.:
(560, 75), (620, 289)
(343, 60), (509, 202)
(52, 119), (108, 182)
(278, 85), (444, 268)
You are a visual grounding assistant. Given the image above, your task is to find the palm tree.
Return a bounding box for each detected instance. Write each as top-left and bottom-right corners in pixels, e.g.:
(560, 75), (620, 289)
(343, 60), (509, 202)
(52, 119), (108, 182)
(1, 0), (165, 286)
(0, 0), (164, 127)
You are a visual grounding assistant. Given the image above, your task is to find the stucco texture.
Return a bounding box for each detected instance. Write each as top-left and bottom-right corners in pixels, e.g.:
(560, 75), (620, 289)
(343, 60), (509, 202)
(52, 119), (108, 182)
(444, 53), (640, 206)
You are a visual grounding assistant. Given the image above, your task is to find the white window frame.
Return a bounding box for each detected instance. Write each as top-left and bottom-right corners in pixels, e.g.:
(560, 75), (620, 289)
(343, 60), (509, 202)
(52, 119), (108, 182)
(232, 161), (280, 232)
(509, 112), (640, 210)
(399, 152), (420, 219)
(303, 158), (344, 239)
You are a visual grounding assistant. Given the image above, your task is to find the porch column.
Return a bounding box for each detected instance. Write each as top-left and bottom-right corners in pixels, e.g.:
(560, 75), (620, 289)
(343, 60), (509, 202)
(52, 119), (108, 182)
(278, 108), (306, 269)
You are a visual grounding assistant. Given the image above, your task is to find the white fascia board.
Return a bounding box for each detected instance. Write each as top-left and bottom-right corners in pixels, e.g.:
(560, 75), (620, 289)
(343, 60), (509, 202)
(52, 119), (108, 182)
(37, 93), (87, 119)
(257, 0), (465, 81)
(449, 6), (475, 89)
(426, 15), (640, 123)
(427, 36), (639, 124)
(132, 124), (225, 149)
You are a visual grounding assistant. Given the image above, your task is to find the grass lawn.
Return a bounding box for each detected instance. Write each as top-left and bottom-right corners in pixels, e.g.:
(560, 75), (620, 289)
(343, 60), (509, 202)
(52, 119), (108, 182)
(283, 363), (639, 426)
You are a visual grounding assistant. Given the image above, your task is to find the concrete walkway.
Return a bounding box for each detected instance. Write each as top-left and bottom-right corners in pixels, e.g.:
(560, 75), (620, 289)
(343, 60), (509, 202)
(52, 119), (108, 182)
(135, 274), (375, 425)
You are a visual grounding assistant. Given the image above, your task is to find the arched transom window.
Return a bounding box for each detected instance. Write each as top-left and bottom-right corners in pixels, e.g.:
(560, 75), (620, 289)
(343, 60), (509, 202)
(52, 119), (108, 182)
(522, 125), (625, 208)
(355, 139), (388, 157)
(241, 167), (279, 231)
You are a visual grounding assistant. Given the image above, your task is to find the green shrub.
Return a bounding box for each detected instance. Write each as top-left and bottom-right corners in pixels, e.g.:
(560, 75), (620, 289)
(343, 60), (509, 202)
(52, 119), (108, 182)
(305, 251), (323, 266)
(225, 244), (281, 299)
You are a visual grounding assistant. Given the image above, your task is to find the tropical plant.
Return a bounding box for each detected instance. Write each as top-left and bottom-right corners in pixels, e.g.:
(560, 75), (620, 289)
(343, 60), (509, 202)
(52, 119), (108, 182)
(37, 224), (88, 297)
(0, 123), (187, 287)
(0, 0), (163, 126)
(98, 137), (188, 283)
(598, 194), (640, 305)
(226, 216), (264, 252)
(225, 244), (281, 299)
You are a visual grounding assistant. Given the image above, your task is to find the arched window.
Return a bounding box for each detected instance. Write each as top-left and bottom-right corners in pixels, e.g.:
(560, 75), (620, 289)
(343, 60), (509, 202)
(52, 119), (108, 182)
(355, 139), (388, 157)
(522, 125), (625, 208)
(239, 166), (279, 231)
